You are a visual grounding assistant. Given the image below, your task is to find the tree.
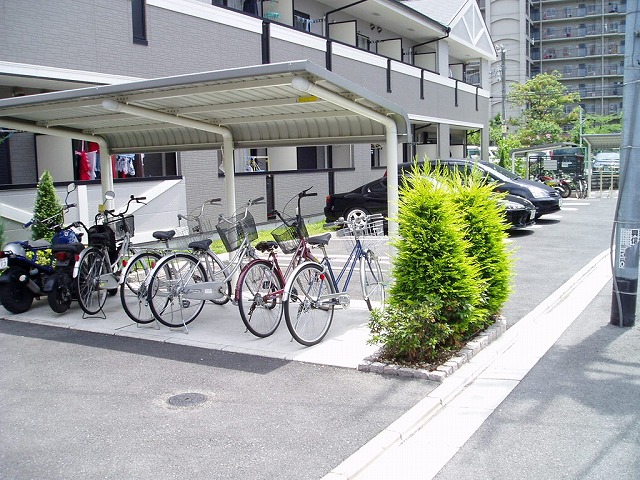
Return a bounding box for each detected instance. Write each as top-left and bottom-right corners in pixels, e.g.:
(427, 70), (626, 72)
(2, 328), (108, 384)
(32, 171), (63, 241)
(569, 112), (622, 144)
(508, 72), (581, 146)
(489, 115), (523, 167)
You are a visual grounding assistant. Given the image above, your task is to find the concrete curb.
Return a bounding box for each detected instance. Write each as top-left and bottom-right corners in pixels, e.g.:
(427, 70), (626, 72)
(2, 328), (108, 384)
(357, 317), (507, 382)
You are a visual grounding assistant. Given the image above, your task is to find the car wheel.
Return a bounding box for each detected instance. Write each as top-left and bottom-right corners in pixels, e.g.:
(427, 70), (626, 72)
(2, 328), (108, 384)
(345, 207), (370, 226)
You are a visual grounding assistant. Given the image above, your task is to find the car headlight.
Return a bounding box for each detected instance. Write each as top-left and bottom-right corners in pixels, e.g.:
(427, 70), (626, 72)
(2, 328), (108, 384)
(528, 186), (550, 198)
(501, 200), (525, 210)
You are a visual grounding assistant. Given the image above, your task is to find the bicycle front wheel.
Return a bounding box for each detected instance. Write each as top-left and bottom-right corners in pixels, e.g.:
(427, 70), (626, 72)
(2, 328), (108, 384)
(237, 259), (284, 337)
(120, 251), (161, 324)
(360, 250), (386, 311)
(148, 253), (207, 328)
(284, 262), (335, 346)
(75, 247), (109, 315)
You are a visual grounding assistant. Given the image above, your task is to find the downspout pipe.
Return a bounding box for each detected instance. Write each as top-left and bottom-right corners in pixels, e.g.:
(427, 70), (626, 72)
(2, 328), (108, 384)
(411, 28), (451, 55)
(324, 0), (369, 36)
(102, 100), (236, 219)
(291, 76), (400, 238)
(0, 118), (115, 209)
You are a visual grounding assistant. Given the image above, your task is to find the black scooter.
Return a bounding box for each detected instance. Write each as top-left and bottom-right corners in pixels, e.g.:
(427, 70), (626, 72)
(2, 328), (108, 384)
(0, 183), (84, 314)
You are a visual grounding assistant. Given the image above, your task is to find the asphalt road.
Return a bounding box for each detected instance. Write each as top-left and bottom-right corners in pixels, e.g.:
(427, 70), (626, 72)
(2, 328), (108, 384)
(0, 195), (618, 479)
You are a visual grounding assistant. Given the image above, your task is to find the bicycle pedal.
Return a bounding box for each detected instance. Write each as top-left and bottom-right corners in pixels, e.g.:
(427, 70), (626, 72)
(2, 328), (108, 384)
(338, 294), (350, 308)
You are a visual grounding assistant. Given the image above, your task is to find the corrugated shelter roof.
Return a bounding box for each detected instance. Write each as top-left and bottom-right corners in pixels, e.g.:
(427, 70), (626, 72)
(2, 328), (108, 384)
(0, 60), (410, 230)
(581, 133), (621, 151)
(0, 60), (410, 154)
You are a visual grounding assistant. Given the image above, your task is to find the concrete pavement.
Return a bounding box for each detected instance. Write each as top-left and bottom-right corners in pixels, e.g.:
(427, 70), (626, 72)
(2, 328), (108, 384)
(2, 194), (628, 479)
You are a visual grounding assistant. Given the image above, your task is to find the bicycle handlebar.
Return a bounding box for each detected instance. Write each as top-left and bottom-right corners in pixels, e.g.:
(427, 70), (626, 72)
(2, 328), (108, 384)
(23, 202), (78, 229)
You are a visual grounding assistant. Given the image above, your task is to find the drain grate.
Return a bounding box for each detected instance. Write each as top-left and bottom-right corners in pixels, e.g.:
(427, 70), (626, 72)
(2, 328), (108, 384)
(167, 392), (208, 407)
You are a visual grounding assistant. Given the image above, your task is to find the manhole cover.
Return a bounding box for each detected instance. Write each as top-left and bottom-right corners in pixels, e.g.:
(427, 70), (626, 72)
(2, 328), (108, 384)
(167, 392), (208, 407)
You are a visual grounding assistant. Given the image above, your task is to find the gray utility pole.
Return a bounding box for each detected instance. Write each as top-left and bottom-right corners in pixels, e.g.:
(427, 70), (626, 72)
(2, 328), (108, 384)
(610, 0), (640, 327)
(500, 46), (507, 139)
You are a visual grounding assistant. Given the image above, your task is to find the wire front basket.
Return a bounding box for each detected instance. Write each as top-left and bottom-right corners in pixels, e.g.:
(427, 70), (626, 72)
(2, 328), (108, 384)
(106, 214), (135, 241)
(186, 216), (214, 235)
(216, 211), (258, 252)
(336, 214), (385, 251)
(271, 217), (308, 254)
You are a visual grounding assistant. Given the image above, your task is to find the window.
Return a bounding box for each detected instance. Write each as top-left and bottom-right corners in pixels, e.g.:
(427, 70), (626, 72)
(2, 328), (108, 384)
(142, 152), (178, 177)
(132, 0), (148, 45)
(371, 144), (383, 167)
(357, 33), (370, 50)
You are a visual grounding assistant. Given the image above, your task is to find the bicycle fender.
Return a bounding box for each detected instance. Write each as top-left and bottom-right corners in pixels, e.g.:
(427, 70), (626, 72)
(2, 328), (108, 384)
(73, 246), (97, 278)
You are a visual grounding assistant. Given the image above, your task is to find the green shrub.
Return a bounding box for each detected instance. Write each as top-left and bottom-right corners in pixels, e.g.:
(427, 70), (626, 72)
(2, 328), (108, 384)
(368, 162), (514, 365)
(386, 164), (485, 336)
(32, 171), (63, 241)
(446, 171), (513, 320)
(0, 220), (4, 247)
(369, 303), (455, 365)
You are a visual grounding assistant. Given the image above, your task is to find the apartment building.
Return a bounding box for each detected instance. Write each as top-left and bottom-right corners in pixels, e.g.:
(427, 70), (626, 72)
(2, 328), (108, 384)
(480, 0), (626, 122)
(0, 0), (494, 225)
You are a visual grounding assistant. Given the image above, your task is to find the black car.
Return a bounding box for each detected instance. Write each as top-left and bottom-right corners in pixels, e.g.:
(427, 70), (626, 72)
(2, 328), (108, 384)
(451, 159), (562, 218)
(324, 176), (535, 230)
(324, 159), (553, 228)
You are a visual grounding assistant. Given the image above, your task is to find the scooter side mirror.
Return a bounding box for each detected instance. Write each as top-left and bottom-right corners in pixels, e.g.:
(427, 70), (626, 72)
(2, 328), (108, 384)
(104, 190), (115, 201)
(67, 182), (76, 194)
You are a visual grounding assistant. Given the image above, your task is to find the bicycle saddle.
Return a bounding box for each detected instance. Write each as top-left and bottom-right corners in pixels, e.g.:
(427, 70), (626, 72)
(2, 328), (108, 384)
(189, 239), (213, 251)
(256, 240), (278, 252)
(308, 233), (331, 246)
(152, 230), (176, 241)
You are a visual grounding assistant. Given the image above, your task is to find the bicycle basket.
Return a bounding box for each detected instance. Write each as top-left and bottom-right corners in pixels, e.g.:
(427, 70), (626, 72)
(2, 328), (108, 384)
(106, 215), (135, 241)
(271, 217), (308, 254)
(187, 216), (214, 235)
(216, 211), (258, 252)
(336, 214), (385, 251)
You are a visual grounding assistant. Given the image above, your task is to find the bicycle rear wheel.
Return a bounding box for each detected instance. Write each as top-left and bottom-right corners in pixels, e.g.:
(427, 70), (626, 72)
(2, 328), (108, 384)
(120, 251), (161, 324)
(75, 247), (109, 315)
(237, 259), (284, 337)
(360, 250), (386, 311)
(284, 262), (335, 346)
(148, 253), (207, 328)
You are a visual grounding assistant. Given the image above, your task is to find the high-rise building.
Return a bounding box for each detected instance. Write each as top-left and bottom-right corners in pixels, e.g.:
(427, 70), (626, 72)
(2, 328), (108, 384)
(480, 0), (626, 122)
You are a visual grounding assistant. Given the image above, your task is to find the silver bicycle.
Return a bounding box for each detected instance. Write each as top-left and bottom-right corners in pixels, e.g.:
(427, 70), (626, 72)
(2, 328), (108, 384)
(144, 198), (263, 330)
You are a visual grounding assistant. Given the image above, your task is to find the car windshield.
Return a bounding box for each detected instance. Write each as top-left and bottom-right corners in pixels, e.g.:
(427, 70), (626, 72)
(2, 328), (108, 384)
(479, 161), (521, 181)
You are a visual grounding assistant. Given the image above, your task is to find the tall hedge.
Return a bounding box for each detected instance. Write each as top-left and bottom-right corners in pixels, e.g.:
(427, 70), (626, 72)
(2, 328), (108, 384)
(446, 170), (513, 320)
(369, 162), (513, 365)
(387, 165), (486, 334)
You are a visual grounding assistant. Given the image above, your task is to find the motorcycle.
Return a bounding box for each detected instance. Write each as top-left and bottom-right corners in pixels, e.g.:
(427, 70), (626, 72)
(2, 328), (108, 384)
(536, 173), (571, 199)
(0, 183), (84, 314)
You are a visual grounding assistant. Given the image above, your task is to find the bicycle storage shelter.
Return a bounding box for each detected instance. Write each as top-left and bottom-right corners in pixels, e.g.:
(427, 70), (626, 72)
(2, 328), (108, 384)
(0, 60), (411, 237)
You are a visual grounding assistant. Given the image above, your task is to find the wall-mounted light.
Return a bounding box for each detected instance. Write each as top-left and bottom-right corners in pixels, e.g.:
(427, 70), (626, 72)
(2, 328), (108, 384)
(370, 23), (375, 30)
(377, 26), (382, 33)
